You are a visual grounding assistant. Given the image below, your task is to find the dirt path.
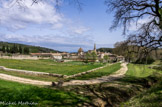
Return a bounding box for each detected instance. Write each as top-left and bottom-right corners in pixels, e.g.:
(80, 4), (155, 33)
(62, 63), (128, 86)
(0, 73), (52, 86)
(0, 63), (127, 86)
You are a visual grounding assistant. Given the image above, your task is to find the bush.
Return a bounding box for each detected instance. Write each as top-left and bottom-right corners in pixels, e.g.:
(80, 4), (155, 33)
(135, 57), (155, 64)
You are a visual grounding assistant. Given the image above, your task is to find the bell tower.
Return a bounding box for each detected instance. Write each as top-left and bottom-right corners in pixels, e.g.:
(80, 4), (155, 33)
(94, 43), (96, 53)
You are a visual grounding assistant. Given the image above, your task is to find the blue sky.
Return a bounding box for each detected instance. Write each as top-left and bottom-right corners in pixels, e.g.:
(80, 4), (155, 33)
(0, 0), (126, 52)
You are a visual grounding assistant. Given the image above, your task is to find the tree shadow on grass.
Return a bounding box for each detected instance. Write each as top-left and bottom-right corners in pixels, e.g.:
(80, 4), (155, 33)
(61, 74), (162, 107)
(118, 75), (159, 88)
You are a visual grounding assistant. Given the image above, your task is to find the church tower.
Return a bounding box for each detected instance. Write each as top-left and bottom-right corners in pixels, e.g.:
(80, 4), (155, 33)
(94, 43), (96, 53)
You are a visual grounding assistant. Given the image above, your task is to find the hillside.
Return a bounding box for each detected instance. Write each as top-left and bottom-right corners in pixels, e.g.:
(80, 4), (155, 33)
(97, 48), (113, 53)
(0, 41), (60, 53)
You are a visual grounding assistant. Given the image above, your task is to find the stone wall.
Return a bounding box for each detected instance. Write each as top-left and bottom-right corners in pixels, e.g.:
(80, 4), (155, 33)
(65, 64), (111, 78)
(0, 66), (63, 77)
(0, 55), (51, 60)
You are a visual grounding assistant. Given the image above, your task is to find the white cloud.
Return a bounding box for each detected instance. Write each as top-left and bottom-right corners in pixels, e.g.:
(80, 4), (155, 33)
(0, 0), (63, 30)
(73, 26), (90, 34)
(68, 26), (90, 35)
(0, 33), (94, 47)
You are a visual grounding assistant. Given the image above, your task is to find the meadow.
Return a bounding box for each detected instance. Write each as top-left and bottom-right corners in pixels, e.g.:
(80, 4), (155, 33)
(0, 79), (87, 107)
(67, 63), (121, 80)
(0, 58), (161, 106)
(0, 59), (104, 75)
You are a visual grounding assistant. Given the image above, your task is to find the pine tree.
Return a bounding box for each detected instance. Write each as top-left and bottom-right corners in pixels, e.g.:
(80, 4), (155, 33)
(14, 44), (18, 53)
(6, 45), (10, 53)
(11, 44), (18, 53)
(24, 47), (30, 54)
(2, 46), (6, 53)
(19, 45), (22, 54)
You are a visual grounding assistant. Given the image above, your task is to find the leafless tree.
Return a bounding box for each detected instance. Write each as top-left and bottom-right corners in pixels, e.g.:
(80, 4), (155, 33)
(106, 0), (162, 60)
(105, 0), (162, 33)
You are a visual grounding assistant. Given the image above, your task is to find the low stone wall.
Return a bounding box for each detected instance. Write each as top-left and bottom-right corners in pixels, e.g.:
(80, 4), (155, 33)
(65, 64), (112, 78)
(0, 63), (113, 79)
(0, 66), (63, 77)
(0, 55), (51, 60)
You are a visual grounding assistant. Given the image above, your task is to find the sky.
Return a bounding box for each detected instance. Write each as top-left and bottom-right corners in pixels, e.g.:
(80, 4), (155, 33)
(0, 0), (126, 52)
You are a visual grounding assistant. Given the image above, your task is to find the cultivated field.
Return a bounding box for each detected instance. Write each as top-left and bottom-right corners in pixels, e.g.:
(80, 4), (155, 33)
(0, 59), (104, 75)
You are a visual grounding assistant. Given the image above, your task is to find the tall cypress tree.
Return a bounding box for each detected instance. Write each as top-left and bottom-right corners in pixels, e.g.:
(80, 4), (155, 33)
(6, 45), (10, 53)
(19, 45), (22, 54)
(14, 44), (18, 53)
(24, 47), (30, 54)
(2, 46), (6, 53)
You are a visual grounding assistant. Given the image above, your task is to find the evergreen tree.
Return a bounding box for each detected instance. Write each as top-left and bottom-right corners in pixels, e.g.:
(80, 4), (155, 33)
(14, 44), (18, 53)
(2, 46), (6, 53)
(24, 47), (30, 54)
(6, 45), (10, 53)
(11, 44), (19, 53)
(19, 45), (22, 54)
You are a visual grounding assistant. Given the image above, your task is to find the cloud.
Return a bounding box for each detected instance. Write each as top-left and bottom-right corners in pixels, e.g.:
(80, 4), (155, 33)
(0, 0), (94, 52)
(0, 0), (63, 30)
(69, 26), (90, 34)
(0, 33), (94, 52)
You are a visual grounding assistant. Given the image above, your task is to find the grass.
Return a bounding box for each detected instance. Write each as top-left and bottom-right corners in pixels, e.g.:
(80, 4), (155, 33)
(0, 70), (59, 82)
(121, 74), (162, 107)
(68, 63), (121, 80)
(118, 63), (161, 87)
(0, 79), (88, 107)
(0, 59), (104, 75)
(120, 63), (162, 107)
(0, 62), (161, 106)
(126, 64), (155, 77)
(62, 63), (162, 106)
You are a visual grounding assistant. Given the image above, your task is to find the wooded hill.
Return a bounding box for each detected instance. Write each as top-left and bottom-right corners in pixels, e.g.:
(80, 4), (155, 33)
(97, 48), (113, 53)
(0, 41), (60, 54)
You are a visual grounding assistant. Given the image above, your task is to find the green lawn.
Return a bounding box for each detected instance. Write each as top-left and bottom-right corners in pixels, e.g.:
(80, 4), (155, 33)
(68, 63), (121, 80)
(126, 64), (154, 77)
(0, 59), (104, 75)
(0, 70), (59, 82)
(0, 79), (87, 107)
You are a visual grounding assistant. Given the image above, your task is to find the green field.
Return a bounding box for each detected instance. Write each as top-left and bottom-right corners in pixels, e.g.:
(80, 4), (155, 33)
(0, 59), (104, 75)
(0, 70), (59, 82)
(126, 64), (155, 77)
(0, 79), (87, 107)
(68, 63), (121, 80)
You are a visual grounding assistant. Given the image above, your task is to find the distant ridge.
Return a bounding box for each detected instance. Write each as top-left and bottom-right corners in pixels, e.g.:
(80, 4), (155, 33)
(0, 41), (60, 53)
(97, 48), (113, 53)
